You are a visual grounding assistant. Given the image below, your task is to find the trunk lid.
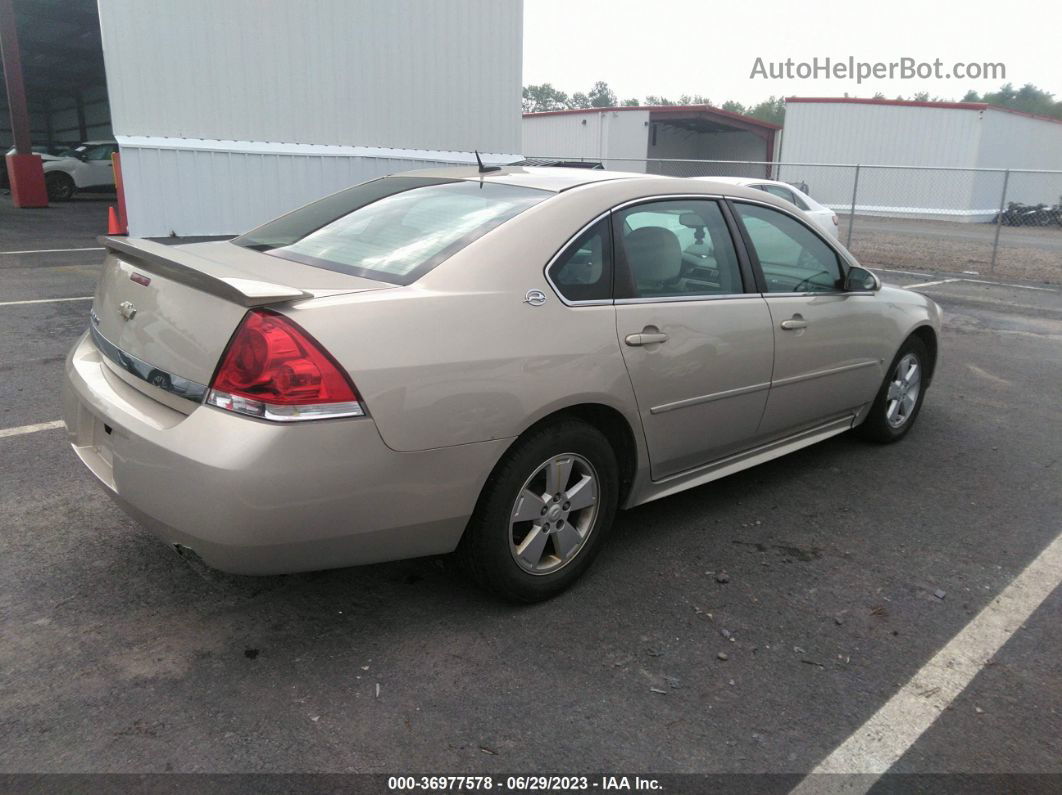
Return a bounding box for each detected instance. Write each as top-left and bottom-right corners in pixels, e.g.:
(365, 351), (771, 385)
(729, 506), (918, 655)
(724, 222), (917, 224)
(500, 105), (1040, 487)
(90, 237), (391, 411)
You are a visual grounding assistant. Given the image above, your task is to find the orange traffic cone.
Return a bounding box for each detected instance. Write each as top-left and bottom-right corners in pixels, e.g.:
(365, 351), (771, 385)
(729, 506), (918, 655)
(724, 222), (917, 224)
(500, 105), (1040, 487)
(107, 205), (125, 235)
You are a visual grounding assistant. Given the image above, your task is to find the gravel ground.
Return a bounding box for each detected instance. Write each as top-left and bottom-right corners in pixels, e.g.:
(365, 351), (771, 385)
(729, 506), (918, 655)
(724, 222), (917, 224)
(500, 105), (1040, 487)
(842, 216), (1062, 284)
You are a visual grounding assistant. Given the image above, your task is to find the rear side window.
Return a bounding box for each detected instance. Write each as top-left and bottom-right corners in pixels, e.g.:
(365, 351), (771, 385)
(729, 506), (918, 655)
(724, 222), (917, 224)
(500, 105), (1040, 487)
(757, 184), (806, 210)
(235, 177), (549, 285)
(547, 218), (612, 302)
(613, 199), (744, 298)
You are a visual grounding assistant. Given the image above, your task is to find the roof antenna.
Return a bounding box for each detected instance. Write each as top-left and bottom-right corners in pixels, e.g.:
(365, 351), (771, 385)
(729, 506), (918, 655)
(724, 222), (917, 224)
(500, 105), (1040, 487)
(475, 150), (501, 174)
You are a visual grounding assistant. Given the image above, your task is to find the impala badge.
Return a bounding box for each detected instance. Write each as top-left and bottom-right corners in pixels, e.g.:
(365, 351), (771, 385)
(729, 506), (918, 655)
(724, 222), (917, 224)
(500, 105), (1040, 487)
(524, 289), (547, 307)
(119, 301), (137, 321)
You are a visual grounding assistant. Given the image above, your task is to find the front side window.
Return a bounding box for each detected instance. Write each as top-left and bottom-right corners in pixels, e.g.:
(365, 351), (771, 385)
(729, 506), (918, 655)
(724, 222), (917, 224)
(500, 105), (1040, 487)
(235, 177), (549, 285)
(613, 199), (743, 298)
(733, 202), (842, 293)
(547, 218), (612, 302)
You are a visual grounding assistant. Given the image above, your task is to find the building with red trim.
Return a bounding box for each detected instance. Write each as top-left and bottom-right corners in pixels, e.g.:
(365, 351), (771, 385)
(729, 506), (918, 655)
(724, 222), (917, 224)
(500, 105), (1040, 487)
(522, 105), (780, 177)
(779, 97), (1062, 221)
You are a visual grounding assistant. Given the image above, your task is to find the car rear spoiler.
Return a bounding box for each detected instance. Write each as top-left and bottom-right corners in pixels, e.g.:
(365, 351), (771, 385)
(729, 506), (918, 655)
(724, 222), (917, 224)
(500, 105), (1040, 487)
(97, 236), (310, 307)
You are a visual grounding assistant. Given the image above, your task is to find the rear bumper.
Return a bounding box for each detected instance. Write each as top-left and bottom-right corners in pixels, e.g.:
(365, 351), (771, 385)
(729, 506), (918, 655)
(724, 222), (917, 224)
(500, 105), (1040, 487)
(63, 331), (508, 574)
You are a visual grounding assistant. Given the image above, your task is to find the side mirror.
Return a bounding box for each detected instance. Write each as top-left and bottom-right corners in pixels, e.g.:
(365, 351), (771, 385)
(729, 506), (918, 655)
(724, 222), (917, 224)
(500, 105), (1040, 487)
(844, 266), (880, 292)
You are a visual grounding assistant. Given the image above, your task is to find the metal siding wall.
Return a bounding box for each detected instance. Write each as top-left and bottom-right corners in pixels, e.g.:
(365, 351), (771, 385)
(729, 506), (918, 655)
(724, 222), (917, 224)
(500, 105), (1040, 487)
(782, 102), (983, 167)
(119, 142), (485, 237)
(98, 0), (521, 154)
(976, 110), (1062, 212)
(522, 111), (650, 165)
(780, 102), (984, 218)
(976, 109), (1062, 170)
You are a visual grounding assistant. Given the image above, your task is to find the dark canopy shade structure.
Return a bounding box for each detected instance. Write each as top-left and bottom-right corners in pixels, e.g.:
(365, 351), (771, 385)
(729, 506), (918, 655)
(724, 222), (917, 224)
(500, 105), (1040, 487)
(1, 0), (109, 205)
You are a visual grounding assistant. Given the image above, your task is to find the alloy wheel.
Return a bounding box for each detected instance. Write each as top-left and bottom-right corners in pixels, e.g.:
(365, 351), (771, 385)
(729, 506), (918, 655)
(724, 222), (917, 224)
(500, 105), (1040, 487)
(508, 453), (599, 575)
(885, 353), (921, 428)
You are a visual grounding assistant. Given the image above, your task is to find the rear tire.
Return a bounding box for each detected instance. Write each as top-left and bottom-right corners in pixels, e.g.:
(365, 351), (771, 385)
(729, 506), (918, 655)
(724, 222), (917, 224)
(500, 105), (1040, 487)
(856, 336), (929, 443)
(457, 419), (619, 602)
(46, 172), (75, 201)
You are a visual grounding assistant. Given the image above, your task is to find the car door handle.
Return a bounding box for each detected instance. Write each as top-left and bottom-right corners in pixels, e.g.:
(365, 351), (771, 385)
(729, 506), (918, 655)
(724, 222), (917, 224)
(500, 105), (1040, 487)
(780, 317), (807, 331)
(625, 331), (669, 346)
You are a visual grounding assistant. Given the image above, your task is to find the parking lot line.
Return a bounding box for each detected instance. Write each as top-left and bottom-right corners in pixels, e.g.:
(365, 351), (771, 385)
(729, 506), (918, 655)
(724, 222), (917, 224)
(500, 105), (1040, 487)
(0, 296), (92, 307)
(0, 247), (104, 255)
(873, 267), (935, 278)
(0, 420), (65, 439)
(958, 278), (1058, 292)
(791, 530), (1062, 793)
(903, 278), (961, 289)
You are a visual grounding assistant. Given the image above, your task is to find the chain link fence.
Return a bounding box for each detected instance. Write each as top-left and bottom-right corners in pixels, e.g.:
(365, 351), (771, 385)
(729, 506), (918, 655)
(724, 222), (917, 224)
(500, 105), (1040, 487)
(523, 156), (1062, 284)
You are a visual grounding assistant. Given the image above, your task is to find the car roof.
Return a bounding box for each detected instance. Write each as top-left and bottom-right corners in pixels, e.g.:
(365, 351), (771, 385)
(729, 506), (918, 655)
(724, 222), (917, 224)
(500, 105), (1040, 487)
(694, 176), (768, 187)
(391, 167), (805, 209)
(398, 165), (656, 193)
(693, 175), (815, 194)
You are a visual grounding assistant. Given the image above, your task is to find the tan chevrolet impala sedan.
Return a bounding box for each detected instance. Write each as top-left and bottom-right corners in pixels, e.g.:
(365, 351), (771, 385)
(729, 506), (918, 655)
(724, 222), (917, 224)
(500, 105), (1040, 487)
(64, 167), (941, 601)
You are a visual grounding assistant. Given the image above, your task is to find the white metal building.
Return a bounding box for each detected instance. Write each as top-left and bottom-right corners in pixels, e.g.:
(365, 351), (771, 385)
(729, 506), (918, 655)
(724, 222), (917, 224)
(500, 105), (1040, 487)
(97, 0), (523, 236)
(522, 105), (780, 176)
(780, 98), (1062, 221)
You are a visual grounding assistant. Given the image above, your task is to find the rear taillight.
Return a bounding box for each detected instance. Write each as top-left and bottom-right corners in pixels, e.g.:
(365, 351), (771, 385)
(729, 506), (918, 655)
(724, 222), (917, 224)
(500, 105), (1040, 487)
(206, 309), (363, 421)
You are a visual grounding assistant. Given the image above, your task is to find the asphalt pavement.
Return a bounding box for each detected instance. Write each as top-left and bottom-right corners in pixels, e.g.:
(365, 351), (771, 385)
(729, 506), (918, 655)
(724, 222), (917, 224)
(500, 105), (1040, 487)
(1, 197), (1059, 786)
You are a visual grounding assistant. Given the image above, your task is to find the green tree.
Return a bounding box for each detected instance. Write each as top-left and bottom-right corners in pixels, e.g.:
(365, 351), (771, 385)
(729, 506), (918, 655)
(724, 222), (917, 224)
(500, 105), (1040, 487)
(588, 81), (617, 108)
(984, 82), (1061, 118)
(569, 92), (591, 109)
(747, 97), (785, 125)
(621, 97), (641, 106)
(522, 83), (570, 113)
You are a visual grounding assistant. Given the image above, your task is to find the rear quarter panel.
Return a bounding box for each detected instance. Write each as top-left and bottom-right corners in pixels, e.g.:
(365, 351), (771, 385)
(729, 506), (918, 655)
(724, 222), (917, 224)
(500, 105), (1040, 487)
(282, 181), (677, 453)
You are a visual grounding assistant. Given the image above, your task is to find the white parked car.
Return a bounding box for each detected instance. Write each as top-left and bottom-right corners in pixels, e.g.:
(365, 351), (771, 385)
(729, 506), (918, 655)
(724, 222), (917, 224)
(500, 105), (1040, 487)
(695, 177), (839, 239)
(43, 141), (119, 201)
(1, 145), (69, 189)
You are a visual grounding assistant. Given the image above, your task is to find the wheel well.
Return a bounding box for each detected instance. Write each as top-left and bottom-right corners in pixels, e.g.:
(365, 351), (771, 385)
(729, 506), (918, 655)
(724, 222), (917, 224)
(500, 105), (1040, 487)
(910, 326), (938, 384)
(524, 404), (639, 505)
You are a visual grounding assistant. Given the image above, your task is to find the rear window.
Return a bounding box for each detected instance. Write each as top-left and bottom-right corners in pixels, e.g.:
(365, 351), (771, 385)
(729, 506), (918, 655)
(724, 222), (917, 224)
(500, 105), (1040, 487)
(234, 177), (549, 285)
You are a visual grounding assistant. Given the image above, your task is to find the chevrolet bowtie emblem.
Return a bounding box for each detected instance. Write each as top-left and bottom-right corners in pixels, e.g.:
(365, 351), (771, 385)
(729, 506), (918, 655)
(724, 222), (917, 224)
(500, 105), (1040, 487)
(119, 301), (137, 321)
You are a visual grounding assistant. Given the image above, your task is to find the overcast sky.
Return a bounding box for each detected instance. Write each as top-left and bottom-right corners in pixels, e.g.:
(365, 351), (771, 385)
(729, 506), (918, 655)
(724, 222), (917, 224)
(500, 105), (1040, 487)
(522, 0), (1061, 106)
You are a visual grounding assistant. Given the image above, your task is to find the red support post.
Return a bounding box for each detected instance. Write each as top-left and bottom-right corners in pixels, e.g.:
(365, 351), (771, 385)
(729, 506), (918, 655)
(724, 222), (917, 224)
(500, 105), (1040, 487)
(110, 150), (129, 234)
(0, 0), (48, 207)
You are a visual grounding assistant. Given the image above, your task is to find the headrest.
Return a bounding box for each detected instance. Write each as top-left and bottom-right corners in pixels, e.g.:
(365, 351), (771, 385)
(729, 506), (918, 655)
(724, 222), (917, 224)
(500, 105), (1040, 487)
(626, 226), (682, 284)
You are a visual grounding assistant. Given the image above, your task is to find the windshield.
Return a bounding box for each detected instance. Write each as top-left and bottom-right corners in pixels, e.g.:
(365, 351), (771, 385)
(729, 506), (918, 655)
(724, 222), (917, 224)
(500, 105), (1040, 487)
(234, 177), (549, 285)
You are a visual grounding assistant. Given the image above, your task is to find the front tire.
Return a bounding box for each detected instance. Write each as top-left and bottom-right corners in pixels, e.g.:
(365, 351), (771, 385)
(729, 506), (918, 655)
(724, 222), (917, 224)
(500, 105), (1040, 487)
(457, 419), (619, 602)
(46, 172), (75, 201)
(857, 336), (929, 443)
